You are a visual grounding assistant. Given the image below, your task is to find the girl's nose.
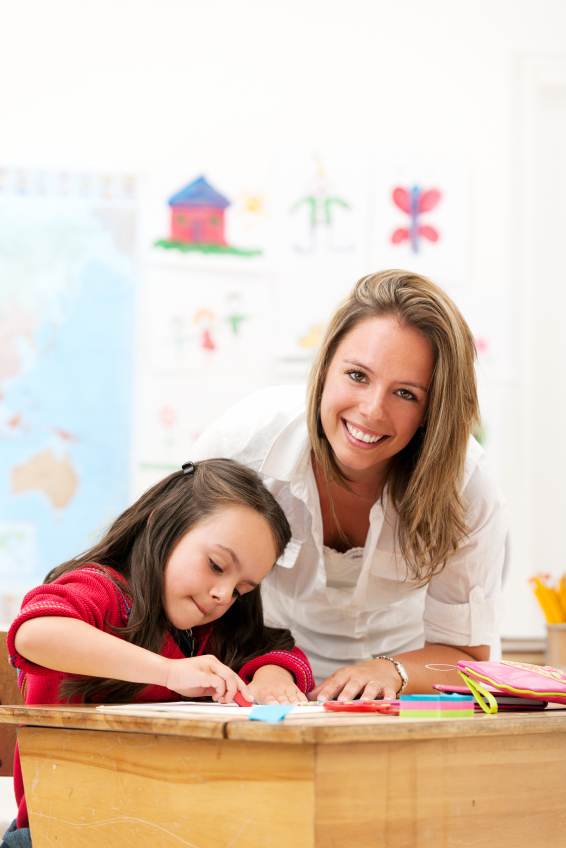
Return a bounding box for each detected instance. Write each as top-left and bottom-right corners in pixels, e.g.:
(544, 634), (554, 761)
(211, 584), (233, 605)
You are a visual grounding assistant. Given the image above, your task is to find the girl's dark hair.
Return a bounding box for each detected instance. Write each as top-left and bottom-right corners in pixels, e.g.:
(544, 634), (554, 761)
(45, 459), (293, 703)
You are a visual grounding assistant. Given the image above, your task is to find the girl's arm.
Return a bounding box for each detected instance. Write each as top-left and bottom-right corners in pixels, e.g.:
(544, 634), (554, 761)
(15, 617), (254, 704)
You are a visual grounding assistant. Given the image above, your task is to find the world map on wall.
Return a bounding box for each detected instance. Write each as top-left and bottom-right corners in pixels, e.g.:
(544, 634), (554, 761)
(0, 171), (136, 606)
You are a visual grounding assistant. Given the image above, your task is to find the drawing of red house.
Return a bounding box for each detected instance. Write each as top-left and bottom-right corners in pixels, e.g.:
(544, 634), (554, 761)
(168, 176), (230, 246)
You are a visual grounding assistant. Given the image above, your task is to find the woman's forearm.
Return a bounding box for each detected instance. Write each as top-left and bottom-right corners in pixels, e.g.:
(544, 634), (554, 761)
(14, 617), (170, 687)
(310, 642), (490, 701)
(394, 642), (490, 695)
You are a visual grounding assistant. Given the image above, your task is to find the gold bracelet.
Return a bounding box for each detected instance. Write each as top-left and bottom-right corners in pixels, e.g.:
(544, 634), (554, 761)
(375, 655), (408, 697)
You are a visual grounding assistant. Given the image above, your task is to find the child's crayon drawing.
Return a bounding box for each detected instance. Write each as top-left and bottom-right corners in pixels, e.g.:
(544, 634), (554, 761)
(391, 185), (442, 254)
(290, 158), (352, 253)
(155, 176), (262, 258)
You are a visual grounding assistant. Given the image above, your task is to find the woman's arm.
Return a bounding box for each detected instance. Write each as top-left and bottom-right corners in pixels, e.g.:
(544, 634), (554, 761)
(15, 617), (254, 703)
(309, 642), (489, 701)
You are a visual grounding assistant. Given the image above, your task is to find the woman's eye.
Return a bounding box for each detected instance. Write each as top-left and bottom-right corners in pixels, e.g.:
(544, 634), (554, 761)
(209, 558), (223, 573)
(397, 388), (417, 401)
(232, 587), (241, 598)
(346, 369), (367, 383)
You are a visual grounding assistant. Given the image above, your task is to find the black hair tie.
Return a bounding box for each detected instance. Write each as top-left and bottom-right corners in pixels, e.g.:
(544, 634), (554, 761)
(182, 461), (196, 475)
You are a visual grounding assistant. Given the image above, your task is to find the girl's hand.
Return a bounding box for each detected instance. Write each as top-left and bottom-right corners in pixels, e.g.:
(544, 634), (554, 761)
(164, 654), (254, 704)
(308, 659), (402, 702)
(248, 664), (304, 705)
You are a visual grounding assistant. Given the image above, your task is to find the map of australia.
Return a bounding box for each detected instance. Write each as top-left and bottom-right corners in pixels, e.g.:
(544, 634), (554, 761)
(0, 170), (136, 595)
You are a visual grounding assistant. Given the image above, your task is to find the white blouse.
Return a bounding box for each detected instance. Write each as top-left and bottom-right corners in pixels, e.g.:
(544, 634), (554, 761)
(192, 385), (508, 681)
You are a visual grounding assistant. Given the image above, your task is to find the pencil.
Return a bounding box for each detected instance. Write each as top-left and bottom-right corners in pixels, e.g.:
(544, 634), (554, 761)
(529, 576), (565, 624)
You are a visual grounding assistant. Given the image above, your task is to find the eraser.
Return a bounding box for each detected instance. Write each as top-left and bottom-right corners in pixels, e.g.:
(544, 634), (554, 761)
(233, 691), (254, 708)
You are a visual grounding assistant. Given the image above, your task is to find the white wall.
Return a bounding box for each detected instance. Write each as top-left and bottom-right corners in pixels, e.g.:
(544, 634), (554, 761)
(1, 0), (566, 637)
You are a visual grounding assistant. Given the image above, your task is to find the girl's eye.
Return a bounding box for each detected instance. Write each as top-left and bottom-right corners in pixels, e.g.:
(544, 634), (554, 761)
(397, 388), (417, 401)
(232, 587), (241, 598)
(346, 369), (367, 383)
(209, 558), (223, 574)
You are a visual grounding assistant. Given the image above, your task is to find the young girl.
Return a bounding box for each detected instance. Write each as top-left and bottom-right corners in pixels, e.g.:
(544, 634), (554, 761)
(4, 459), (313, 845)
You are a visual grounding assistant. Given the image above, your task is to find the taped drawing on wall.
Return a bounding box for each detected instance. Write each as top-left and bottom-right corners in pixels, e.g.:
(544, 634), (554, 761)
(372, 158), (468, 288)
(391, 186), (442, 253)
(290, 158), (352, 253)
(155, 176), (262, 257)
(274, 151), (370, 366)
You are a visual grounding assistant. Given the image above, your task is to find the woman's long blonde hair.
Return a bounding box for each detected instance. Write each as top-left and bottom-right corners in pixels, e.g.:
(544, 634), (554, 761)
(306, 270), (480, 584)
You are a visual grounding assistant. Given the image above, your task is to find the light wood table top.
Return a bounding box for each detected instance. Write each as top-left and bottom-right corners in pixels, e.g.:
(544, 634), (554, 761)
(0, 702), (565, 744)
(7, 703), (566, 846)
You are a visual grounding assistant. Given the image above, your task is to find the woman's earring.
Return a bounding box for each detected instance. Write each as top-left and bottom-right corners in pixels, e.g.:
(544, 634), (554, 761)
(316, 397), (324, 439)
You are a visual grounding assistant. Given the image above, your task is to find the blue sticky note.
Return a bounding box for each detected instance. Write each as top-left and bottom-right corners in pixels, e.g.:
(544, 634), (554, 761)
(249, 705), (295, 722)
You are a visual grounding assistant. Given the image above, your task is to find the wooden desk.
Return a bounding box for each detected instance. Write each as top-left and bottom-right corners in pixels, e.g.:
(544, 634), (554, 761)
(1, 704), (566, 847)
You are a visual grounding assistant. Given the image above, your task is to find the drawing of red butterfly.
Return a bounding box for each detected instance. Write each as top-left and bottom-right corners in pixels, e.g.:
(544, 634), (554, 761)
(391, 186), (441, 253)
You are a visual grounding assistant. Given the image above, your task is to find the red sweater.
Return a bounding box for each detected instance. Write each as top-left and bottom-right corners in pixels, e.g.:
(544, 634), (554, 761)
(7, 565), (313, 829)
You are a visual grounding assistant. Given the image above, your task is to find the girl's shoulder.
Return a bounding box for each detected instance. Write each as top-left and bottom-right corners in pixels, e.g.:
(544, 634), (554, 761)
(50, 564), (132, 620)
(192, 385), (307, 467)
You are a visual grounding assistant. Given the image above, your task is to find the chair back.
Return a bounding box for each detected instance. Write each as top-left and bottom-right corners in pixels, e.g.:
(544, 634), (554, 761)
(0, 632), (23, 777)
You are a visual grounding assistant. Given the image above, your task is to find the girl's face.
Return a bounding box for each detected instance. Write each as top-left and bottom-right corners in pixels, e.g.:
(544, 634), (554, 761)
(164, 506), (277, 630)
(320, 315), (435, 484)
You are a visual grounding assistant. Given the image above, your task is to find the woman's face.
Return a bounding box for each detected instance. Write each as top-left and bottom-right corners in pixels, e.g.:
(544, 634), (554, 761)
(320, 315), (435, 483)
(164, 506), (277, 630)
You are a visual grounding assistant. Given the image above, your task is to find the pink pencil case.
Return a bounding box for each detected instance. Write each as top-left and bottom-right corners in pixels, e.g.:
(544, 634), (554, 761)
(457, 660), (566, 708)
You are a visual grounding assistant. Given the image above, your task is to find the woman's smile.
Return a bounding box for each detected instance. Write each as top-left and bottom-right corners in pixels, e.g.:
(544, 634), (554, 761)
(343, 418), (390, 447)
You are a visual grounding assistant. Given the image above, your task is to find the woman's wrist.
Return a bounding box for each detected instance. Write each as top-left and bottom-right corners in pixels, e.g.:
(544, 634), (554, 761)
(373, 656), (408, 696)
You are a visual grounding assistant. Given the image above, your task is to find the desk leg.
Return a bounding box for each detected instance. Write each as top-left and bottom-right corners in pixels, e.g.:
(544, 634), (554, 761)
(18, 727), (316, 848)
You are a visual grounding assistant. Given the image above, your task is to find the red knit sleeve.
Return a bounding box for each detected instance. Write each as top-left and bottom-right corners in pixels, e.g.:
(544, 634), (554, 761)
(7, 566), (131, 676)
(238, 646), (314, 694)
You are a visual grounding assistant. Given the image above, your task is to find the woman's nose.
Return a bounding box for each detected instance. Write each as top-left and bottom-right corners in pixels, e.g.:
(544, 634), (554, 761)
(359, 388), (387, 423)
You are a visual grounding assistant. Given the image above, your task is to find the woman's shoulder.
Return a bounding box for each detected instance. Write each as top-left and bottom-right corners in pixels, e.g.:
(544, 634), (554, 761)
(192, 385), (307, 467)
(462, 435), (507, 520)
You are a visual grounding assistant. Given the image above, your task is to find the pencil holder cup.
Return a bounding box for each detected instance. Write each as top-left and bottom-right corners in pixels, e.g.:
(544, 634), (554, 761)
(546, 624), (566, 670)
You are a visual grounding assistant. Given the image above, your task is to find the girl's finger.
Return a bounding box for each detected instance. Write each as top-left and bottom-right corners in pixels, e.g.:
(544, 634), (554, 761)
(210, 674), (228, 702)
(220, 673), (239, 705)
(232, 676), (254, 704)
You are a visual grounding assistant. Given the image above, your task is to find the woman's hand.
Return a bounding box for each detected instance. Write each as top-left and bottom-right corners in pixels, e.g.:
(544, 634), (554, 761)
(164, 655), (254, 704)
(308, 659), (402, 702)
(248, 664), (304, 705)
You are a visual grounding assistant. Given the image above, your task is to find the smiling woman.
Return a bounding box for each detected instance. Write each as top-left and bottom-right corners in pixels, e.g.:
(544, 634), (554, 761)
(192, 270), (508, 702)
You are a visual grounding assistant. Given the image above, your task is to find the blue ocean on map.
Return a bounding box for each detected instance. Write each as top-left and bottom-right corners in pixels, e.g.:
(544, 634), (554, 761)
(0, 179), (136, 608)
